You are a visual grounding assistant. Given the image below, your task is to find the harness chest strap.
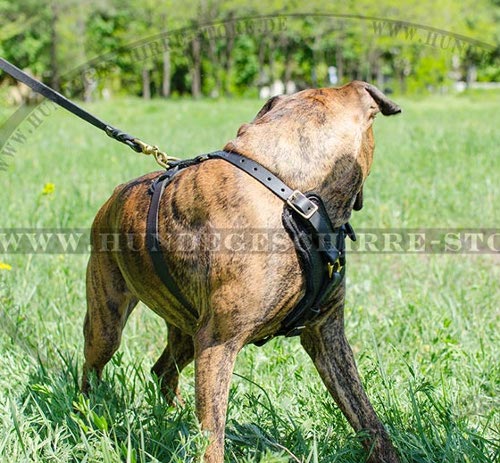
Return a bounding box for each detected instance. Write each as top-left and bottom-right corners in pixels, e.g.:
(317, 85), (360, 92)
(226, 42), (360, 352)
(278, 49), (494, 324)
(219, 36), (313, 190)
(146, 151), (356, 344)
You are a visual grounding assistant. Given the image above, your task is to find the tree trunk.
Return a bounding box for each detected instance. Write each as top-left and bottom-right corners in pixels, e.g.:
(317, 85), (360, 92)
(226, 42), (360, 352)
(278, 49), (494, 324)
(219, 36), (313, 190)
(284, 54), (293, 84)
(356, 59), (363, 81)
(335, 42), (344, 84)
(142, 68), (151, 100)
(269, 46), (276, 82)
(311, 42), (318, 87)
(399, 70), (406, 94)
(257, 39), (267, 86)
(376, 61), (384, 90)
(50, 4), (60, 91)
(162, 49), (171, 98)
(366, 49), (375, 82)
(223, 25), (235, 96)
(224, 11), (235, 96)
(311, 32), (325, 87)
(282, 36), (293, 84)
(466, 64), (477, 88)
(161, 15), (171, 98)
(191, 35), (202, 98)
(207, 36), (222, 97)
(83, 68), (96, 102)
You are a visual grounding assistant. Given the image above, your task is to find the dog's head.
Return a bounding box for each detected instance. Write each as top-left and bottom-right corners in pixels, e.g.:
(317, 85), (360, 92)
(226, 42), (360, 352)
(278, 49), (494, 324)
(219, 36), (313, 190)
(225, 81), (400, 218)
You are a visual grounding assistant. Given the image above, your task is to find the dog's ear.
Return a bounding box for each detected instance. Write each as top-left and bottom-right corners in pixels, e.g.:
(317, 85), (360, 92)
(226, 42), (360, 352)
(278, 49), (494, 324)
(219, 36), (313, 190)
(253, 95), (285, 121)
(353, 187), (363, 211)
(362, 82), (401, 116)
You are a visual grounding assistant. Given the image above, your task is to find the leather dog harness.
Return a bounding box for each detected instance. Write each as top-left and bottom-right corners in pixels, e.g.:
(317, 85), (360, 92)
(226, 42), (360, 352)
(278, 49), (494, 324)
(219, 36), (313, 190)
(147, 151), (356, 345)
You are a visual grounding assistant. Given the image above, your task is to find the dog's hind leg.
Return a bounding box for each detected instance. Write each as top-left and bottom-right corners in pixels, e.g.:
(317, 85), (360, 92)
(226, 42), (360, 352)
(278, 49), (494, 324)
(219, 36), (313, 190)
(301, 288), (400, 463)
(151, 323), (194, 405)
(82, 251), (138, 394)
(194, 319), (246, 463)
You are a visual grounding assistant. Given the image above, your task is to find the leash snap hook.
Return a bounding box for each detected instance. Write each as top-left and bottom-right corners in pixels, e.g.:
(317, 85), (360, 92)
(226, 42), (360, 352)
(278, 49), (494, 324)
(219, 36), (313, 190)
(132, 138), (180, 169)
(327, 258), (343, 279)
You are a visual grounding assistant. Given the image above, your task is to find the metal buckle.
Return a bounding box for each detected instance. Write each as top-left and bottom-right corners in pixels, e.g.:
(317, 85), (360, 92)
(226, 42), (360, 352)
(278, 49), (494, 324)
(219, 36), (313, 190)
(286, 190), (319, 219)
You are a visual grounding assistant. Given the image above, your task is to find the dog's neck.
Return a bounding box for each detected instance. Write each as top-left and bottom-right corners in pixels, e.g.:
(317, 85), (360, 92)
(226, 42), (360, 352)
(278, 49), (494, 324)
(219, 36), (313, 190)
(224, 140), (364, 227)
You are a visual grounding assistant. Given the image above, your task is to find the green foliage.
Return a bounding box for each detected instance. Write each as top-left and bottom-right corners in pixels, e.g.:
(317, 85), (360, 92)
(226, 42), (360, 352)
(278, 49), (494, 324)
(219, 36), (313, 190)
(407, 53), (451, 93)
(0, 0), (498, 99)
(232, 36), (259, 93)
(0, 0), (53, 76)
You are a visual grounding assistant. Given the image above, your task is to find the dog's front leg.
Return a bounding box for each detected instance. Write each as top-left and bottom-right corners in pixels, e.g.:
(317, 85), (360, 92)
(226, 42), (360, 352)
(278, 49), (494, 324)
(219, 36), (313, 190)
(301, 292), (400, 463)
(194, 324), (244, 463)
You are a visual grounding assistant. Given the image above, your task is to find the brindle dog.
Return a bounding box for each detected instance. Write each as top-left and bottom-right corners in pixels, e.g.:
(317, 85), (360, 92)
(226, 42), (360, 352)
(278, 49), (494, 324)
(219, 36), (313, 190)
(82, 81), (401, 463)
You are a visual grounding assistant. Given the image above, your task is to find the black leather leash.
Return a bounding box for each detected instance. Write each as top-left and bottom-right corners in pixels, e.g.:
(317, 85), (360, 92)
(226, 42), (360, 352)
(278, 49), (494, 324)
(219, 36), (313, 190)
(146, 151), (356, 345)
(0, 57), (176, 168)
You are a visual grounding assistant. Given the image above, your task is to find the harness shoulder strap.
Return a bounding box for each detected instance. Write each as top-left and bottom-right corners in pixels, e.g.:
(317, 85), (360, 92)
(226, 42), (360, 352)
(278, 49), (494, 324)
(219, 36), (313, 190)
(207, 151), (319, 220)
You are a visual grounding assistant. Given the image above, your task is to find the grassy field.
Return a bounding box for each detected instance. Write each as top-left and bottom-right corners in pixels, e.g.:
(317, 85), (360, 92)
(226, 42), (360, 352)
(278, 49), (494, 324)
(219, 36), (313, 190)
(0, 94), (498, 462)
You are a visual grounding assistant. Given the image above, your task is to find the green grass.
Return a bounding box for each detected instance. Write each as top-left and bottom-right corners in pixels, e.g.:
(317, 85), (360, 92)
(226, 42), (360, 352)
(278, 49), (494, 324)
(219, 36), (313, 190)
(0, 95), (498, 462)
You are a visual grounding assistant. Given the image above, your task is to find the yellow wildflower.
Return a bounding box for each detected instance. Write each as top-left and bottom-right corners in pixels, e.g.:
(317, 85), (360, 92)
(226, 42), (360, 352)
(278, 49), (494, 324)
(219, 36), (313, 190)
(42, 183), (55, 195)
(0, 262), (12, 271)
